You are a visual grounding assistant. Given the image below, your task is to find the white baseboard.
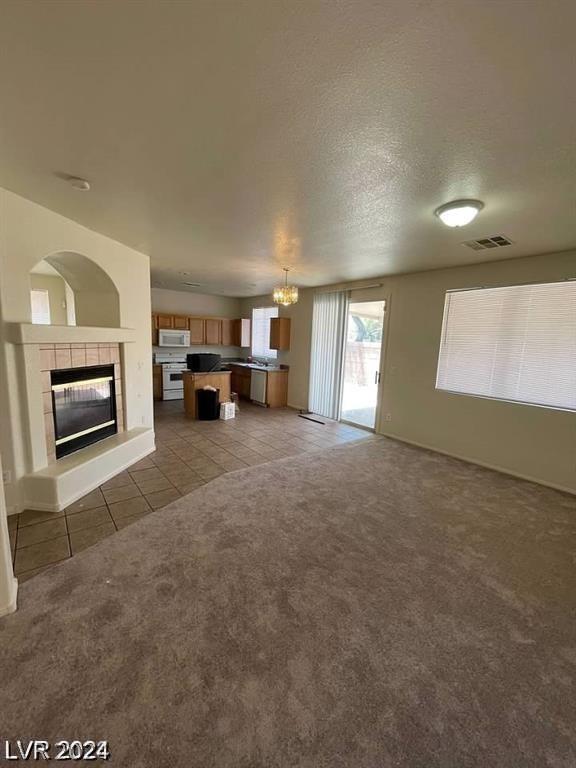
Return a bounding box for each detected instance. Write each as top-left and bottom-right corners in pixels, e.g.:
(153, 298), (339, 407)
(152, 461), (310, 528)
(0, 577), (18, 618)
(379, 431), (576, 497)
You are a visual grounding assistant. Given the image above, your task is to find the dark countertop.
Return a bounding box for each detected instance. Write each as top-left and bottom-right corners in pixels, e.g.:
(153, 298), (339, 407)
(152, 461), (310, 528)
(226, 362), (286, 372)
(182, 370), (231, 375)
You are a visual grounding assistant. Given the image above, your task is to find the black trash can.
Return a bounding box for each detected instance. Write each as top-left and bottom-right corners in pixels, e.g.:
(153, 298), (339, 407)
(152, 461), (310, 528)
(196, 388), (220, 420)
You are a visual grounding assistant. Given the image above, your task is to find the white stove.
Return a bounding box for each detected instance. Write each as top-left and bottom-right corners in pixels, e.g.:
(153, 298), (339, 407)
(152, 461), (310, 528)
(154, 353), (187, 400)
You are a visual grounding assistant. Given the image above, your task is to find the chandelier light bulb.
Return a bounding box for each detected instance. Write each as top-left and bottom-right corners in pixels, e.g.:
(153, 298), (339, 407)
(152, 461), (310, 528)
(273, 268), (299, 306)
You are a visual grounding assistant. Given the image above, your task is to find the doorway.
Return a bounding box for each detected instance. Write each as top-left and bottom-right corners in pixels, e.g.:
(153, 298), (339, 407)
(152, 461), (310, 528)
(339, 300), (385, 429)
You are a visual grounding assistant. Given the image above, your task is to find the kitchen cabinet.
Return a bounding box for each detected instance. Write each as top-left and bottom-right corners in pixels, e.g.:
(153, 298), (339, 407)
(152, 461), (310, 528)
(151, 313), (250, 348)
(155, 313), (174, 329)
(230, 365), (252, 400)
(153, 364), (163, 401)
(205, 318), (222, 345)
(270, 317), (291, 351)
(221, 318), (234, 346)
(188, 317), (206, 344)
(228, 364), (288, 407)
(265, 370), (289, 407)
(182, 371), (231, 419)
(233, 318), (251, 348)
(172, 315), (189, 330)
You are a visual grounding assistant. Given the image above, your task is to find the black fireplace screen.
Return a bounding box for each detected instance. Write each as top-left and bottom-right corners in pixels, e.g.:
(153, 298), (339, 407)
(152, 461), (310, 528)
(51, 365), (117, 459)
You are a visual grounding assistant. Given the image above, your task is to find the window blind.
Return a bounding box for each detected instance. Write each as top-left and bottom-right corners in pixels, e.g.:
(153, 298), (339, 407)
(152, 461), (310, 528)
(251, 306), (278, 359)
(309, 290), (348, 419)
(30, 289), (51, 325)
(436, 280), (576, 411)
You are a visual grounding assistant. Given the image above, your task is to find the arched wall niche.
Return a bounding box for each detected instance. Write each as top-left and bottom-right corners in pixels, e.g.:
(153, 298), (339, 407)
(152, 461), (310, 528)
(30, 251), (121, 328)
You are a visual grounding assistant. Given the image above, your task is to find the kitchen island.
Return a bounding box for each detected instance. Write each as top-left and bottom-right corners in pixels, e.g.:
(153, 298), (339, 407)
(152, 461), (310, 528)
(182, 370), (231, 419)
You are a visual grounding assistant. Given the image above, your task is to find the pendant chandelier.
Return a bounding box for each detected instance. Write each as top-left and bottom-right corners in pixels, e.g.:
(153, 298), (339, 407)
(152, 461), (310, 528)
(273, 267), (299, 306)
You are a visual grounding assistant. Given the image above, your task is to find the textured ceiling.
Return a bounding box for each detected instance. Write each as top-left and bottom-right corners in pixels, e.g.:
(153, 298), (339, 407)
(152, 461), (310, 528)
(1, 0), (575, 297)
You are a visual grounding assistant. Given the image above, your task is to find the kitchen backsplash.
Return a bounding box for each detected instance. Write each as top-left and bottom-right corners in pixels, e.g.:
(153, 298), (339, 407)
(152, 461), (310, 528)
(152, 344), (242, 358)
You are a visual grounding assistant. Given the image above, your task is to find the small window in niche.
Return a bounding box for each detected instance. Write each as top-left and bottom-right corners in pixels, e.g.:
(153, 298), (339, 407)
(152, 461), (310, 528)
(31, 289), (51, 325)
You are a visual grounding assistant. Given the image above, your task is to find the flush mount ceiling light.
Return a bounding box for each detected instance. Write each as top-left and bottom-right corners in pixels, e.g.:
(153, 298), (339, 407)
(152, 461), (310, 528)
(434, 199), (484, 227)
(273, 267), (299, 306)
(67, 176), (91, 191)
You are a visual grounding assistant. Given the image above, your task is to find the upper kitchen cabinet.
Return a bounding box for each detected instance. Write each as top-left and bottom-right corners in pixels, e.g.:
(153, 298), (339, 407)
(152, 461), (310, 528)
(172, 315), (189, 330)
(155, 313), (174, 329)
(188, 317), (206, 344)
(233, 318), (251, 348)
(205, 318), (222, 345)
(270, 317), (291, 350)
(221, 318), (234, 346)
(151, 313), (251, 347)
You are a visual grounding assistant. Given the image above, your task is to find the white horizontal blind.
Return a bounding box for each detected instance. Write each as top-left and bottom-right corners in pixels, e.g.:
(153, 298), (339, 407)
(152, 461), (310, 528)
(436, 281), (576, 411)
(251, 306), (278, 359)
(30, 289), (51, 325)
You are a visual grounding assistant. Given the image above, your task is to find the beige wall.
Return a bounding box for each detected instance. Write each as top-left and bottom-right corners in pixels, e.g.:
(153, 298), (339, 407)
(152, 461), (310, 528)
(243, 251), (576, 493)
(0, 189), (153, 514)
(240, 294), (313, 410)
(151, 288), (241, 318)
(30, 274), (68, 325)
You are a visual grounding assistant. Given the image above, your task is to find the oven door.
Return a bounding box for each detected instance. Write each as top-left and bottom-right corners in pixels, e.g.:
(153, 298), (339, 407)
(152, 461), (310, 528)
(162, 367), (185, 399)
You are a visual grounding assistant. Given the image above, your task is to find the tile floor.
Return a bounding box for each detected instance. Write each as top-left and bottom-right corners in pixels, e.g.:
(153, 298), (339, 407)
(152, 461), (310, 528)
(9, 402), (372, 582)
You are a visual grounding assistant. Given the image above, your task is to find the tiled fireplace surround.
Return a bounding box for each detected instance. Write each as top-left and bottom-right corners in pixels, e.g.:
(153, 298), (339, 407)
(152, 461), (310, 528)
(40, 343), (125, 465)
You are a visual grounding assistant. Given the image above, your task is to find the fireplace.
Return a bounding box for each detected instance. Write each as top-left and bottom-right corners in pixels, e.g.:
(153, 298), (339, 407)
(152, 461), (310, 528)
(51, 365), (118, 459)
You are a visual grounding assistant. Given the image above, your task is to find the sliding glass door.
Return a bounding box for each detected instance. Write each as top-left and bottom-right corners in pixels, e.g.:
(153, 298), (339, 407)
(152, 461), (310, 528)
(340, 300), (385, 429)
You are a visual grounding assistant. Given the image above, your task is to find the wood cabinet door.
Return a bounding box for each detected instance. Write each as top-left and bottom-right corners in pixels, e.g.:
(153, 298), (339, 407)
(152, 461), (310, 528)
(239, 375), (251, 399)
(269, 318), (280, 349)
(205, 318), (222, 345)
(189, 317), (206, 344)
(153, 366), (163, 400)
(270, 317), (291, 350)
(221, 318), (234, 346)
(240, 318), (251, 347)
(233, 318), (251, 347)
(266, 372), (288, 407)
(172, 315), (189, 330)
(156, 313), (173, 329)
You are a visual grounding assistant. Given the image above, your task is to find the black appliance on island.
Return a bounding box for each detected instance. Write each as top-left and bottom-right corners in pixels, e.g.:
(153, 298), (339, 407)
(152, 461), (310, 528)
(186, 353), (222, 372)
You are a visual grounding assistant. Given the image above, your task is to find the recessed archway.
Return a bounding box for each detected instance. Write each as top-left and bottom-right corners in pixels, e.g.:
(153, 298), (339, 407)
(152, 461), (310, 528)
(30, 252), (121, 328)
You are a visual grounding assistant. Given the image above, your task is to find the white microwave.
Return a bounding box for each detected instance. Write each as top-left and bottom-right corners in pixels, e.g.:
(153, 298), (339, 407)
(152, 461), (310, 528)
(158, 328), (190, 347)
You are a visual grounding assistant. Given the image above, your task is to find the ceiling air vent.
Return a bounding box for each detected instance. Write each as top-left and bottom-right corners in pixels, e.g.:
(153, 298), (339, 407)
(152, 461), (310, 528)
(182, 282), (202, 287)
(463, 235), (513, 251)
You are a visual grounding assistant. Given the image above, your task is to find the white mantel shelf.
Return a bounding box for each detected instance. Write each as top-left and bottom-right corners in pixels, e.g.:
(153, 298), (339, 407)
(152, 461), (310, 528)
(7, 323), (137, 345)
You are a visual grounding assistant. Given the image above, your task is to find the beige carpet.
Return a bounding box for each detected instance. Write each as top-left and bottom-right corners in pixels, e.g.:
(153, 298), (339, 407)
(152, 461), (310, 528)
(1, 437), (575, 767)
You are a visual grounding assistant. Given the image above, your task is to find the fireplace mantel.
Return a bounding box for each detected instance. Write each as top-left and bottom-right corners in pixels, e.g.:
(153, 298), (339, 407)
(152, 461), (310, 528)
(10, 330), (155, 512)
(6, 323), (137, 345)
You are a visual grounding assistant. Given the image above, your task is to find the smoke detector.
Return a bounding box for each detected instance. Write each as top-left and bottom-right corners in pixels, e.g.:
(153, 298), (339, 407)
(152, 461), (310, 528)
(67, 176), (90, 191)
